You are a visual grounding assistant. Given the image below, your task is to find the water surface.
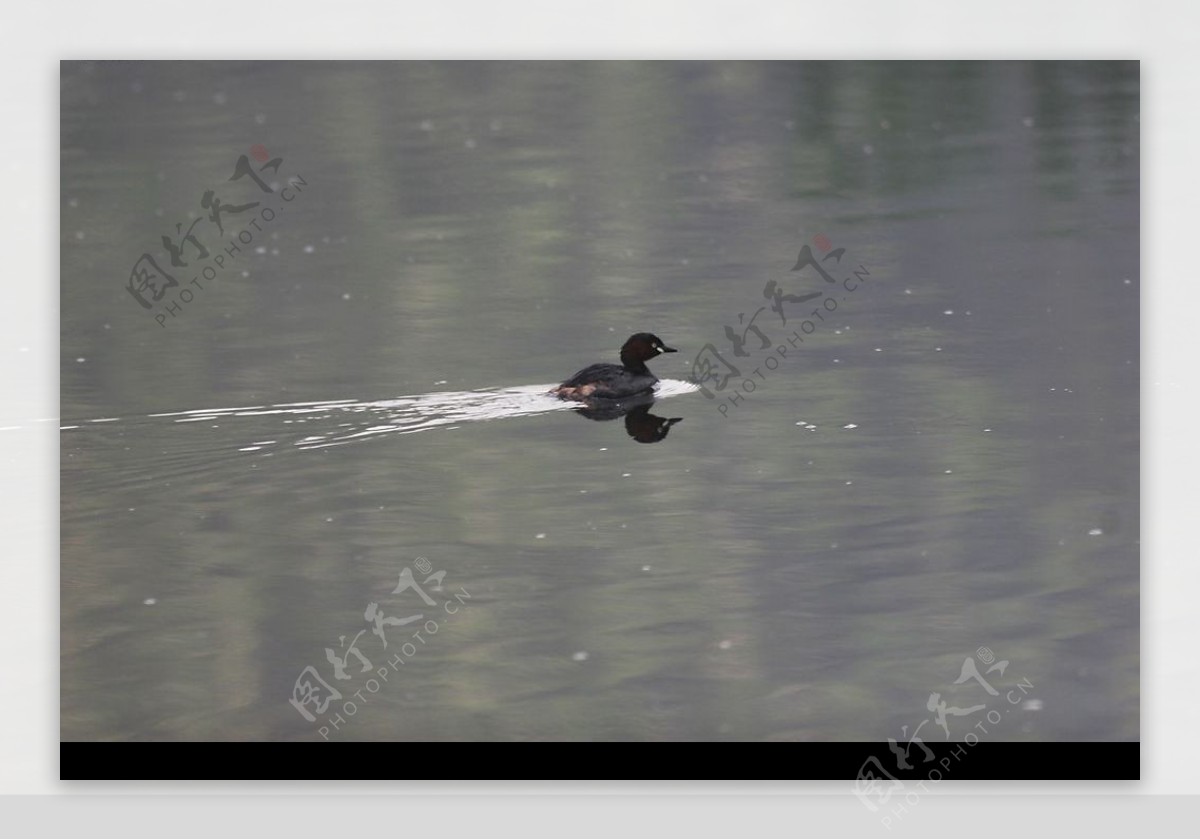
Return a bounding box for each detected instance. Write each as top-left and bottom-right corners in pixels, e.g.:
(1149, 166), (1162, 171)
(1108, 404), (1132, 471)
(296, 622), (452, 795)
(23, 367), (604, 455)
(60, 61), (1139, 742)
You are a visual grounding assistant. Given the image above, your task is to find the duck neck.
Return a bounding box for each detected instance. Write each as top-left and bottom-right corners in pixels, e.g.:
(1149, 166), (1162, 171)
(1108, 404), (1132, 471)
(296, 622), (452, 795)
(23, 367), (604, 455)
(620, 353), (650, 375)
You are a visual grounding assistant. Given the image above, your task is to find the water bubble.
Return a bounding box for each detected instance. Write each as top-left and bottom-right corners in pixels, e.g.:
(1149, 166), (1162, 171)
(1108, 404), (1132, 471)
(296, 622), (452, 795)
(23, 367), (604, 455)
(571, 651), (589, 662)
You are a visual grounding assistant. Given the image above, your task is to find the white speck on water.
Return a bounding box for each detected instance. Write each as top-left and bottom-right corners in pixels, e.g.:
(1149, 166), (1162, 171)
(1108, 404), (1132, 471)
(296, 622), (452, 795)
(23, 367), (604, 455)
(341, 293), (352, 301)
(241, 270), (250, 278)
(143, 598), (157, 606)
(904, 288), (912, 294)
(325, 517), (334, 523)
(874, 348), (882, 352)
(834, 330), (842, 335)
(270, 248), (279, 256)
(1123, 278), (1132, 285)
(984, 428), (992, 432)
(795, 420), (806, 426)
(1022, 699), (1043, 711)
(843, 423), (858, 429)
(965, 310), (972, 316)
(535, 533), (546, 539)
(419, 119), (434, 131)
(944, 309), (954, 315)
(67, 197), (79, 208)
(238, 446), (262, 452)
(830, 543), (839, 549)
(622, 472), (631, 477)
(75, 357), (86, 363)
(1088, 528), (1104, 536)
(935, 347), (943, 352)
(641, 565), (652, 572)
(571, 651), (589, 662)
(599, 447), (607, 451)
(805, 424), (817, 430)
(845, 480), (853, 485)
(434, 380), (447, 385)
(303, 244), (315, 254)
(718, 640), (733, 650)
(255, 246), (267, 254)
(464, 138), (477, 149)
(74, 231), (85, 240)
(579, 490), (587, 494)
(944, 469), (953, 474)
(833, 359), (840, 363)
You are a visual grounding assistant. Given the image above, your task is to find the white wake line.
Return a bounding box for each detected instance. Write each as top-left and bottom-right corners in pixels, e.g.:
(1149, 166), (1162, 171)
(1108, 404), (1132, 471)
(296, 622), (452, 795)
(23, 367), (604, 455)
(56, 380), (701, 435)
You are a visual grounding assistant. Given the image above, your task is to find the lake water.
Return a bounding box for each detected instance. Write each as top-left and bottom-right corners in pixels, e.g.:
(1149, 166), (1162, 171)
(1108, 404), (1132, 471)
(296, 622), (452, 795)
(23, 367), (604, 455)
(60, 61), (1138, 742)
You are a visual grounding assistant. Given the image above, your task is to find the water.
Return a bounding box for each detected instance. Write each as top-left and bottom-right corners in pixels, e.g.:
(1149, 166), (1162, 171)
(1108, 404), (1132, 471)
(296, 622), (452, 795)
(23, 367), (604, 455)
(60, 61), (1138, 741)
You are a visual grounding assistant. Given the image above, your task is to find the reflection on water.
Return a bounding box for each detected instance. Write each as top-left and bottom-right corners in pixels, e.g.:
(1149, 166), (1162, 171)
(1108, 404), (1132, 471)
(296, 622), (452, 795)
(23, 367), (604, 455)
(61, 61), (1138, 743)
(573, 396), (686, 444)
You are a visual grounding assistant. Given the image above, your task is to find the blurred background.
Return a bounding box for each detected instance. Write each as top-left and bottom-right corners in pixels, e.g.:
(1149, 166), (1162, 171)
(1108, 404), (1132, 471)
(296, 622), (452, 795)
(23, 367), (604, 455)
(60, 61), (1138, 741)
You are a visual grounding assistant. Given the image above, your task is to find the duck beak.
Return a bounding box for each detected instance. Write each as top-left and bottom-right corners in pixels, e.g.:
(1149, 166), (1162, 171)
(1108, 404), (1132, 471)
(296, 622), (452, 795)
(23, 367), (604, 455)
(662, 345), (678, 353)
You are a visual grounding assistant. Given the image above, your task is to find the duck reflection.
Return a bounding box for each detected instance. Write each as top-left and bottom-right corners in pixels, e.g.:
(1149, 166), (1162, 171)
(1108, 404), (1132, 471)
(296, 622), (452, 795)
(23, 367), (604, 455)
(571, 394), (683, 444)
